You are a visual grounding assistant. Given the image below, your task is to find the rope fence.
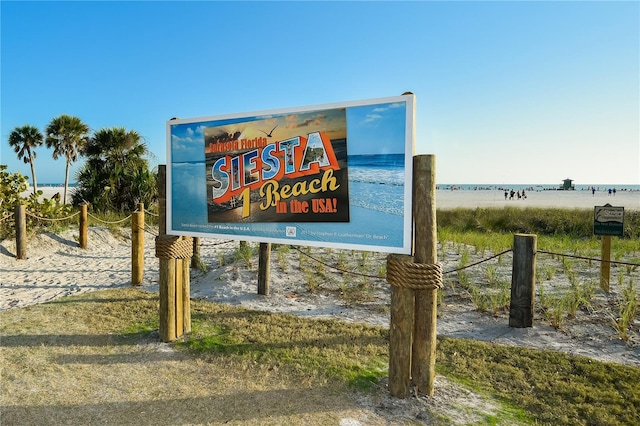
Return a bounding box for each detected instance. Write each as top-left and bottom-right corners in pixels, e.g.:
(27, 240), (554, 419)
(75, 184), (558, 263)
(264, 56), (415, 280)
(25, 210), (80, 222)
(288, 244), (640, 281)
(537, 250), (640, 267)
(87, 212), (132, 224)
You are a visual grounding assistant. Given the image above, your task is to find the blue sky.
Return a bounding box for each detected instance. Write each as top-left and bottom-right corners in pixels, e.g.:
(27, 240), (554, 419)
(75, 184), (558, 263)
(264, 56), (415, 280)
(2, 1), (638, 186)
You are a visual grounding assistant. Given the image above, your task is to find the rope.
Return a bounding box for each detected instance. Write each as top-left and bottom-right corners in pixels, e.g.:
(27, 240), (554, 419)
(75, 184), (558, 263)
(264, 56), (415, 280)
(537, 250), (640, 267)
(200, 240), (235, 247)
(443, 249), (512, 275)
(0, 214), (13, 223)
(155, 235), (193, 259)
(386, 254), (443, 290)
(25, 210), (80, 221)
(87, 212), (132, 224)
(144, 209), (159, 217)
(131, 223), (159, 237)
(142, 224), (159, 237)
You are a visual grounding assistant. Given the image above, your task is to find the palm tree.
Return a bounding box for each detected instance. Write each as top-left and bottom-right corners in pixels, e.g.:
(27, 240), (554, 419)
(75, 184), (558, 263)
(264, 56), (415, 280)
(74, 127), (157, 211)
(45, 115), (90, 204)
(8, 125), (44, 194)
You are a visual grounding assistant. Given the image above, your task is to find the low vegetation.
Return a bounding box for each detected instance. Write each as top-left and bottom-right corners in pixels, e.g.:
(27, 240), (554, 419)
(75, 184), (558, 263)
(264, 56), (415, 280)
(1, 288), (638, 425)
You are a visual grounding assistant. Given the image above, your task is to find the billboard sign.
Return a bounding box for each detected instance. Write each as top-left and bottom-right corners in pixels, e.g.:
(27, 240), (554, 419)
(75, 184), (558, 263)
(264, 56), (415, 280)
(594, 204), (624, 237)
(167, 94), (414, 254)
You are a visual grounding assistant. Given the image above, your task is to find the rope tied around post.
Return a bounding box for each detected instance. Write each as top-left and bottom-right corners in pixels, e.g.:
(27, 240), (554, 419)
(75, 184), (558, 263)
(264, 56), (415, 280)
(155, 235), (193, 259)
(386, 254), (443, 290)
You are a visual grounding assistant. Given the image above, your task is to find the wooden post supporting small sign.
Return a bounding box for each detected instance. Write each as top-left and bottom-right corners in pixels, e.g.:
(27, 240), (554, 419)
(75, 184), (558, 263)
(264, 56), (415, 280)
(600, 236), (611, 292)
(593, 204), (624, 292)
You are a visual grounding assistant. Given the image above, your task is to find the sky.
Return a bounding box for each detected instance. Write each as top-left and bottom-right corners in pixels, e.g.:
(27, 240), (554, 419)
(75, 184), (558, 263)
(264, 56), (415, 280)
(1, 1), (638, 186)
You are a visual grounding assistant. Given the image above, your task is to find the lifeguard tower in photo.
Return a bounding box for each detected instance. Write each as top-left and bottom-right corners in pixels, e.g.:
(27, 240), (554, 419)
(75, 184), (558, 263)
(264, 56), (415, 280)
(560, 178), (575, 190)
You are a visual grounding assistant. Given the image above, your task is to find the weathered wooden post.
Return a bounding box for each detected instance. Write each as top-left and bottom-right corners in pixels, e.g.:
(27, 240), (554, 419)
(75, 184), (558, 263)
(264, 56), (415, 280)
(191, 237), (201, 269)
(600, 236), (611, 292)
(182, 241), (191, 333)
(388, 275), (414, 398)
(156, 165), (192, 342)
(158, 166), (166, 236)
(509, 234), (537, 328)
(258, 243), (271, 295)
(79, 204), (88, 249)
(159, 250), (177, 341)
(412, 154), (439, 396)
(386, 154), (442, 398)
(15, 204), (27, 260)
(132, 203), (144, 285)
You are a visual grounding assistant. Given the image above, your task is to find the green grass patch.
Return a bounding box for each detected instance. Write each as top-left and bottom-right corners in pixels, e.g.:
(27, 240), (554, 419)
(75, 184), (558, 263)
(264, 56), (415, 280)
(1, 288), (639, 425)
(437, 336), (640, 425)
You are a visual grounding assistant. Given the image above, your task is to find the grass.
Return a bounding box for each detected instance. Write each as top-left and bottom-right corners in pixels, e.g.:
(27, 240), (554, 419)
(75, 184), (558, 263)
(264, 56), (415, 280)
(2, 288), (639, 425)
(437, 336), (640, 425)
(612, 278), (639, 341)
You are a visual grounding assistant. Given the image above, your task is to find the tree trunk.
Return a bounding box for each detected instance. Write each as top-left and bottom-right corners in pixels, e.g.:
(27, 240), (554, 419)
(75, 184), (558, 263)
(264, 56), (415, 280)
(63, 158), (71, 204)
(29, 156), (38, 195)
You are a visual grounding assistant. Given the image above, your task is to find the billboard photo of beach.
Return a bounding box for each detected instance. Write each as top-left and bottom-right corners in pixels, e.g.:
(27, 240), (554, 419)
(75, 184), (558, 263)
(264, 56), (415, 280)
(167, 94), (414, 254)
(203, 109), (350, 223)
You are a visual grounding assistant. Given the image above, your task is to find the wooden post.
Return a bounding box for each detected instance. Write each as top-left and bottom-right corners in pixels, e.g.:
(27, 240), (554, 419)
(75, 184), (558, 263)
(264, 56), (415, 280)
(509, 234), (537, 328)
(175, 258), (184, 336)
(159, 258), (176, 342)
(388, 286), (415, 398)
(412, 154), (438, 396)
(158, 165), (166, 236)
(157, 165), (191, 341)
(258, 243), (271, 295)
(191, 237), (201, 268)
(79, 204), (88, 249)
(15, 205), (27, 260)
(131, 203), (144, 285)
(182, 251), (191, 333)
(157, 164), (174, 342)
(600, 236), (611, 292)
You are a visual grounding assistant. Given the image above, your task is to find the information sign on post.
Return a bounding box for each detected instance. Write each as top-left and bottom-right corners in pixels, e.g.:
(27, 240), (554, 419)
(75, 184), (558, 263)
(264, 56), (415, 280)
(166, 95), (415, 254)
(594, 204), (624, 292)
(593, 204), (624, 237)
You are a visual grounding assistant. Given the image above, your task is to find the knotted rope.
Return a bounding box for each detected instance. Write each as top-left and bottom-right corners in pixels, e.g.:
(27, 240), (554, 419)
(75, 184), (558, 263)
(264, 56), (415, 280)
(386, 254), (443, 290)
(155, 235), (193, 259)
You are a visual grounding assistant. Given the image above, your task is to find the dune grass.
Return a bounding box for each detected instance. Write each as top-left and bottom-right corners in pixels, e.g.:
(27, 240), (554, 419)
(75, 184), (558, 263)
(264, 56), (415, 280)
(2, 288), (639, 425)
